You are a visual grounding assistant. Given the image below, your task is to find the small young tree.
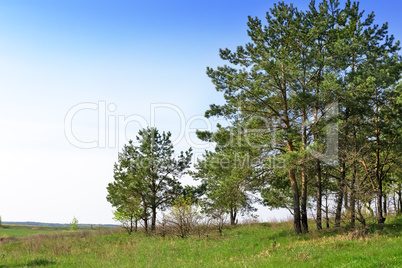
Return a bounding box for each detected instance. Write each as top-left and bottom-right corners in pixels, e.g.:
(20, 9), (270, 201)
(209, 208), (227, 236)
(70, 216), (78, 230)
(113, 210), (134, 235)
(112, 198), (143, 235)
(164, 196), (203, 238)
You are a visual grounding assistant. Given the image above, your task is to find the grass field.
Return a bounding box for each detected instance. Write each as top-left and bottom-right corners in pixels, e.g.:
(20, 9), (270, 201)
(0, 217), (401, 267)
(0, 225), (70, 238)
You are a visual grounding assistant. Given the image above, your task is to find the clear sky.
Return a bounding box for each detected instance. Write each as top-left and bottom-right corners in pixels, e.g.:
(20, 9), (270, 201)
(1, 0), (401, 224)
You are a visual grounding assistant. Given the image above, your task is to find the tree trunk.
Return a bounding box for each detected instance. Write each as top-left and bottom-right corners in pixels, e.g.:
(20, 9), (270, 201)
(335, 160), (346, 227)
(143, 205), (148, 233)
(383, 193), (387, 216)
(356, 200), (366, 227)
(301, 167), (309, 233)
(350, 128), (357, 228)
(374, 90), (385, 224)
(316, 160), (322, 230)
(393, 193), (397, 216)
(229, 208), (236, 225)
(313, 76), (322, 231)
(344, 189), (349, 213)
(290, 169), (302, 234)
(336, 107), (349, 227)
(398, 186), (402, 216)
(376, 186), (385, 224)
(142, 197), (149, 233)
(350, 163), (356, 228)
(144, 218), (148, 233)
(130, 215), (134, 235)
(325, 187), (330, 229)
(151, 206), (157, 231)
(300, 107), (308, 233)
(151, 177), (157, 231)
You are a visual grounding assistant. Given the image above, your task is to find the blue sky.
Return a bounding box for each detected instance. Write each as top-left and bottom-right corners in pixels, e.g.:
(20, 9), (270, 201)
(1, 0), (401, 224)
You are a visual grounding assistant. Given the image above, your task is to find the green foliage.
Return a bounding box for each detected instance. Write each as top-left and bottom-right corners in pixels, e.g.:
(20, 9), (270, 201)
(112, 203), (142, 235)
(194, 125), (259, 225)
(201, 0), (402, 233)
(69, 217), (78, 231)
(163, 196), (204, 238)
(107, 127), (193, 232)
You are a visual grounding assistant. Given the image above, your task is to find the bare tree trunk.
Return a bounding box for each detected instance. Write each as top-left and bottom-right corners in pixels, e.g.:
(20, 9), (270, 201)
(229, 208), (237, 225)
(376, 186), (385, 224)
(150, 177), (157, 231)
(350, 128), (357, 228)
(151, 206), (157, 231)
(313, 80), (322, 231)
(374, 90), (385, 224)
(129, 216), (134, 235)
(344, 189), (349, 213)
(398, 186), (402, 216)
(393, 193), (397, 216)
(350, 163), (356, 228)
(142, 197), (149, 233)
(325, 189), (330, 229)
(335, 160), (346, 227)
(301, 167), (309, 233)
(356, 200), (366, 227)
(300, 108), (308, 233)
(383, 193), (387, 216)
(144, 217), (148, 233)
(143, 205), (149, 233)
(316, 160), (322, 230)
(324, 173), (330, 229)
(290, 169), (302, 234)
(336, 107), (350, 227)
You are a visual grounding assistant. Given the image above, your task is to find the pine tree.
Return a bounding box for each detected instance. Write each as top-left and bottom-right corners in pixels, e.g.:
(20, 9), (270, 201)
(202, 0), (401, 233)
(107, 127), (192, 232)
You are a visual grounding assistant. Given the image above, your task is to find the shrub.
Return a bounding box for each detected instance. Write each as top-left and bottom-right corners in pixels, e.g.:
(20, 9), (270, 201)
(70, 217), (78, 231)
(163, 196), (205, 238)
(209, 208), (227, 236)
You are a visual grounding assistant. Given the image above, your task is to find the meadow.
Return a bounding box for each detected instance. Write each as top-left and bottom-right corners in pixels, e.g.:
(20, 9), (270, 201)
(0, 217), (401, 267)
(0, 225), (70, 238)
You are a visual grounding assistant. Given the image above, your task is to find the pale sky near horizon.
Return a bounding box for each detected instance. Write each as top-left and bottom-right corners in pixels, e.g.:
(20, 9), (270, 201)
(1, 0), (401, 224)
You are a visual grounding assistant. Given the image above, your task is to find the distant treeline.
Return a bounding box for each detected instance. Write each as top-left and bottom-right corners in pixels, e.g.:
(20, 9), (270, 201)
(2, 222), (118, 228)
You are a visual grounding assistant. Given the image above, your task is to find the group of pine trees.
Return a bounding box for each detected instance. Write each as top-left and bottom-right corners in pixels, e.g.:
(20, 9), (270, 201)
(107, 0), (402, 235)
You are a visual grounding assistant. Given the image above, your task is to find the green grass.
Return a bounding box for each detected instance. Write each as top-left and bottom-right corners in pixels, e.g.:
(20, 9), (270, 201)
(1, 217), (401, 267)
(0, 225), (69, 238)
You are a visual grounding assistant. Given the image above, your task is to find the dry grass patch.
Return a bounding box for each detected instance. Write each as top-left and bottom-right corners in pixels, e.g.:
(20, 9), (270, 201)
(298, 252), (311, 260)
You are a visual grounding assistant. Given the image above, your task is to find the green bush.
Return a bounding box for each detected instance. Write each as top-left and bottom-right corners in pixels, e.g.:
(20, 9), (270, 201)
(69, 216), (78, 230)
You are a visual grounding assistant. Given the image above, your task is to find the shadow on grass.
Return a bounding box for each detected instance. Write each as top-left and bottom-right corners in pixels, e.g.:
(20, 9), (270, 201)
(368, 216), (402, 236)
(261, 216), (402, 244)
(0, 258), (55, 267)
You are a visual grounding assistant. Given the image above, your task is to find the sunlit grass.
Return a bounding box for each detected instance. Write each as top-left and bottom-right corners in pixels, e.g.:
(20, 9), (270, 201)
(1, 217), (401, 267)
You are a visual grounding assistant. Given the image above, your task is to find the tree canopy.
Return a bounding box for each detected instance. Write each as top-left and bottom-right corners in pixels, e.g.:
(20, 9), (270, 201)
(107, 0), (402, 236)
(107, 127), (193, 232)
(202, 0), (402, 234)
